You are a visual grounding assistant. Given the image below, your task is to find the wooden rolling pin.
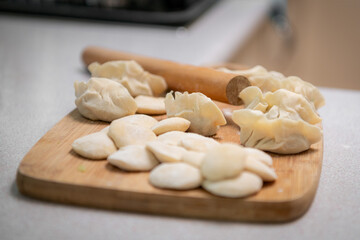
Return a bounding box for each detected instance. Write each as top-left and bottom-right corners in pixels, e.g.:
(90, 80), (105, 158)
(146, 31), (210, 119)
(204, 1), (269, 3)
(82, 46), (250, 105)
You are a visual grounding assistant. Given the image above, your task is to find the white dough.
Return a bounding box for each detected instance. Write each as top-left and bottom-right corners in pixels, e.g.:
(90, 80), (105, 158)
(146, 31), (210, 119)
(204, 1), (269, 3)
(232, 108), (322, 154)
(109, 121), (156, 148)
(245, 157), (277, 182)
(135, 96), (166, 115)
(179, 132), (219, 152)
(181, 151), (205, 168)
(202, 171), (263, 198)
(72, 131), (117, 160)
(146, 141), (186, 163)
(149, 163), (202, 190)
(88, 60), (167, 97)
(107, 145), (158, 171)
(152, 117), (190, 135)
(111, 114), (158, 129)
(157, 131), (189, 145)
(244, 147), (273, 166)
(200, 143), (246, 181)
(218, 65), (325, 109)
(165, 91), (226, 136)
(74, 78), (137, 122)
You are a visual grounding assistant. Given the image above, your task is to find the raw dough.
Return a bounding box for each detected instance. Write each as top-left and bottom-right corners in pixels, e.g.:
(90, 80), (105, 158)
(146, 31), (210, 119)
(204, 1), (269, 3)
(146, 141), (186, 163)
(135, 96), (166, 115)
(164, 91), (226, 136)
(111, 114), (158, 129)
(181, 151), (205, 168)
(232, 108), (322, 154)
(151, 117), (190, 135)
(72, 131), (117, 160)
(109, 121), (156, 148)
(244, 147), (273, 166)
(89, 61), (167, 97)
(149, 163), (202, 190)
(202, 171), (263, 198)
(74, 77), (137, 122)
(200, 143), (246, 181)
(240, 86), (321, 124)
(107, 145), (158, 171)
(179, 132), (219, 152)
(157, 131), (189, 145)
(218, 65), (325, 109)
(245, 157), (277, 182)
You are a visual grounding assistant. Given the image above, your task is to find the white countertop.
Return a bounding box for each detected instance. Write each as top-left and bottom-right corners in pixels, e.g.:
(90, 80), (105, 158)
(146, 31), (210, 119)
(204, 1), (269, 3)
(1, 1), (359, 239)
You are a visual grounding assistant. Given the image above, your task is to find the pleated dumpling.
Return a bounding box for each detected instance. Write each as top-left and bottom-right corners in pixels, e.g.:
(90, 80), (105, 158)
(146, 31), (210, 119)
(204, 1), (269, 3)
(74, 77), (137, 122)
(218, 65), (325, 109)
(164, 91), (226, 136)
(240, 86), (322, 124)
(232, 108), (322, 154)
(88, 60), (167, 97)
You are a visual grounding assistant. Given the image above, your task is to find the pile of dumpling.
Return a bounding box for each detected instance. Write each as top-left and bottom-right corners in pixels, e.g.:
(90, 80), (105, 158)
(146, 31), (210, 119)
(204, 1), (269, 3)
(72, 61), (325, 199)
(74, 60), (168, 122)
(219, 65), (324, 154)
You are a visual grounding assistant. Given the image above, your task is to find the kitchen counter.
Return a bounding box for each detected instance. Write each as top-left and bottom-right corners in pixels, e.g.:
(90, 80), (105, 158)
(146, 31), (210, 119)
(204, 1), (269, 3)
(0, 1), (359, 239)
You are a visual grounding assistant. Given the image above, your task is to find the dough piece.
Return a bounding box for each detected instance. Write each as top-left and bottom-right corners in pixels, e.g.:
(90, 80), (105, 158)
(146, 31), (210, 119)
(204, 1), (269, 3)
(179, 132), (219, 152)
(244, 147), (273, 166)
(72, 131), (117, 160)
(157, 131), (189, 145)
(240, 86), (321, 125)
(232, 108), (322, 154)
(218, 65), (325, 109)
(202, 171), (263, 198)
(107, 145), (158, 171)
(109, 121), (156, 148)
(245, 157), (277, 182)
(150, 163), (202, 190)
(74, 78), (137, 122)
(111, 114), (158, 129)
(146, 141), (186, 163)
(152, 117), (191, 135)
(201, 143), (246, 181)
(181, 151), (205, 168)
(135, 96), (166, 115)
(88, 61), (167, 97)
(164, 91), (226, 136)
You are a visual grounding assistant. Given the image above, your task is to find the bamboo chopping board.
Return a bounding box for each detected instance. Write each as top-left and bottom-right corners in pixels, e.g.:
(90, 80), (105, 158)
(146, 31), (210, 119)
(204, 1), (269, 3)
(16, 101), (323, 222)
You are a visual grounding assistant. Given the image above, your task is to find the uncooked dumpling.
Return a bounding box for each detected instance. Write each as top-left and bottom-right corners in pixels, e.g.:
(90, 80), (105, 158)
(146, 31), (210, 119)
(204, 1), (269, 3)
(202, 171), (263, 198)
(108, 145), (158, 171)
(200, 143), (246, 181)
(149, 162), (202, 190)
(232, 108), (322, 154)
(72, 131), (117, 160)
(164, 91), (226, 136)
(74, 77), (137, 122)
(88, 61), (167, 97)
(240, 86), (322, 124)
(218, 65), (325, 109)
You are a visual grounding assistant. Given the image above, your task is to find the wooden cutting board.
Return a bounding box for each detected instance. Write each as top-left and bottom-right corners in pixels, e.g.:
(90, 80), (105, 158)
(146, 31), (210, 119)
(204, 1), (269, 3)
(16, 101), (323, 222)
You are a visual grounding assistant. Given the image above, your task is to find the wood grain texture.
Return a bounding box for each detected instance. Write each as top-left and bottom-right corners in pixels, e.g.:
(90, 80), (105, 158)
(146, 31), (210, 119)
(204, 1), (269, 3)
(17, 102), (323, 222)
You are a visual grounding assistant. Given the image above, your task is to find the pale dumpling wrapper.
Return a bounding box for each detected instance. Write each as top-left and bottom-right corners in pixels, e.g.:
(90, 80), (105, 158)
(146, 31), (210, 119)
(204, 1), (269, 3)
(218, 65), (325, 109)
(240, 86), (322, 124)
(232, 108), (322, 154)
(74, 77), (137, 122)
(72, 131), (117, 160)
(164, 91), (226, 136)
(88, 61), (167, 97)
